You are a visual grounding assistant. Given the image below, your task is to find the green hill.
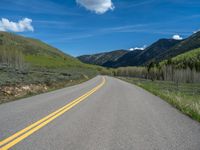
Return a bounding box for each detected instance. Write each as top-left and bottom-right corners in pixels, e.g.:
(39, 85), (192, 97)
(0, 32), (99, 87)
(161, 48), (200, 71)
(0, 32), (103, 103)
(0, 31), (85, 68)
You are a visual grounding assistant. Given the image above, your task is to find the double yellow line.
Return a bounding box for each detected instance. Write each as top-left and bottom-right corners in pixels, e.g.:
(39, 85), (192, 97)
(0, 77), (106, 150)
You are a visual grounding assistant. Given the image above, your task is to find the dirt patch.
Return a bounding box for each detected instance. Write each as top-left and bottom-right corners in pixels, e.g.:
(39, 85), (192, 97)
(0, 84), (48, 103)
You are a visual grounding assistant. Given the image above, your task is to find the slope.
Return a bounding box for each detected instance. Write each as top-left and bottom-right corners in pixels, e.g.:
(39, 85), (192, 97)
(0, 31), (83, 68)
(78, 50), (129, 66)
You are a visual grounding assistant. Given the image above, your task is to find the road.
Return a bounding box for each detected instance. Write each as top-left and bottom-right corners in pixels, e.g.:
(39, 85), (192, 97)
(0, 76), (200, 150)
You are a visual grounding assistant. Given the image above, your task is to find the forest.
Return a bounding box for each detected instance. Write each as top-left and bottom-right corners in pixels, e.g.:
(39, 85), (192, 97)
(113, 48), (200, 83)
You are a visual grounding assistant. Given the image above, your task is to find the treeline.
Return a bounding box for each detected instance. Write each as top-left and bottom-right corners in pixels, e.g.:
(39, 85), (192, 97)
(111, 62), (200, 83)
(0, 47), (25, 70)
(104, 48), (200, 83)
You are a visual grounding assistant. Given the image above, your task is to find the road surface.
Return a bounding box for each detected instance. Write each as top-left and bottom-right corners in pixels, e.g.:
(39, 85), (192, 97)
(0, 76), (200, 150)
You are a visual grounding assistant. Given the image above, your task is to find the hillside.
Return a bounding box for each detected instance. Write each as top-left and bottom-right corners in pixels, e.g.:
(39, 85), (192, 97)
(0, 32), (101, 103)
(111, 39), (180, 67)
(78, 39), (181, 67)
(0, 31), (84, 68)
(161, 48), (200, 71)
(134, 39), (181, 65)
(158, 31), (200, 61)
(103, 49), (142, 67)
(0, 32), (100, 96)
(77, 50), (129, 66)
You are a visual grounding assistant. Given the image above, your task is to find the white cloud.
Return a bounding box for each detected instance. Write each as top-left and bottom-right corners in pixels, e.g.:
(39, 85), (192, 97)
(172, 34), (183, 40)
(76, 0), (115, 14)
(129, 45), (146, 51)
(0, 18), (34, 32)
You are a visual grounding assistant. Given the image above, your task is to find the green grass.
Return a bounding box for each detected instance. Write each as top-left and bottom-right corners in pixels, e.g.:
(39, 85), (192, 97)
(172, 48), (200, 62)
(0, 31), (101, 86)
(119, 77), (200, 122)
(25, 55), (83, 68)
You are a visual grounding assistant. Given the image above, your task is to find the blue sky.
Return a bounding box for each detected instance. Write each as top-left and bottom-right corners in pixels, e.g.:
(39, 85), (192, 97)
(0, 0), (200, 56)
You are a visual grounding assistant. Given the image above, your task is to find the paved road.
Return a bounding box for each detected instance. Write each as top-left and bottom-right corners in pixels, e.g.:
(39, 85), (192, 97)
(0, 76), (200, 150)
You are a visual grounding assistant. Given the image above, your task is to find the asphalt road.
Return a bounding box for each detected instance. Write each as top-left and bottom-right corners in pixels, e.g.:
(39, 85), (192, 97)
(0, 76), (200, 150)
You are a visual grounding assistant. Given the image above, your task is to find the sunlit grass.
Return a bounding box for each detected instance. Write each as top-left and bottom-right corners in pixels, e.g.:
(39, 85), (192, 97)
(120, 77), (200, 122)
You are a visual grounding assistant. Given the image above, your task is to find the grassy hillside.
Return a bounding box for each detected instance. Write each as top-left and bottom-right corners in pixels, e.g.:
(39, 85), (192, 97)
(0, 31), (85, 68)
(161, 48), (200, 71)
(0, 32), (100, 103)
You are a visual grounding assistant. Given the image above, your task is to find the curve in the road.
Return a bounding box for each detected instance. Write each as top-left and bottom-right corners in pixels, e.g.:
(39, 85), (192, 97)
(0, 77), (105, 150)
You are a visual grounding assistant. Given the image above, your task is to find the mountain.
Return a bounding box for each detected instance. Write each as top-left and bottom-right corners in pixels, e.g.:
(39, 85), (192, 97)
(78, 39), (181, 67)
(129, 38), (181, 66)
(78, 31), (200, 68)
(157, 31), (200, 61)
(77, 50), (129, 66)
(103, 49), (143, 67)
(111, 39), (180, 67)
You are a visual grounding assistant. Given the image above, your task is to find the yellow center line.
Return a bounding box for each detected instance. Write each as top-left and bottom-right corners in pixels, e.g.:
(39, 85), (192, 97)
(0, 77), (105, 150)
(0, 78), (103, 146)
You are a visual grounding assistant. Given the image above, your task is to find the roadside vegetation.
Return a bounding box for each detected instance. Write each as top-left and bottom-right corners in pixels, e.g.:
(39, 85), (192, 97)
(112, 48), (200, 122)
(0, 32), (106, 104)
(0, 46), (109, 104)
(0, 64), (98, 104)
(119, 77), (200, 122)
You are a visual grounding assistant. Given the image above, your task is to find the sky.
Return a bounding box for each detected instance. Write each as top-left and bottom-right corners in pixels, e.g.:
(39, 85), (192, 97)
(0, 0), (200, 56)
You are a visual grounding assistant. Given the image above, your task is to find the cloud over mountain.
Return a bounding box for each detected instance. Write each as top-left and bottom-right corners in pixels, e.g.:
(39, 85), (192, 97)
(172, 34), (183, 40)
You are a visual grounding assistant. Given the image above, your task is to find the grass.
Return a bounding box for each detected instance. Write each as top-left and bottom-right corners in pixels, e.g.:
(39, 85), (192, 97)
(0, 68), (97, 104)
(25, 55), (83, 68)
(172, 48), (200, 63)
(0, 65), (98, 104)
(0, 32), (105, 104)
(119, 77), (200, 122)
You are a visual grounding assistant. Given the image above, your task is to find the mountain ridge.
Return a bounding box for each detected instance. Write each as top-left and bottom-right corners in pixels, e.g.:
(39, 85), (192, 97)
(78, 31), (200, 67)
(78, 49), (129, 66)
